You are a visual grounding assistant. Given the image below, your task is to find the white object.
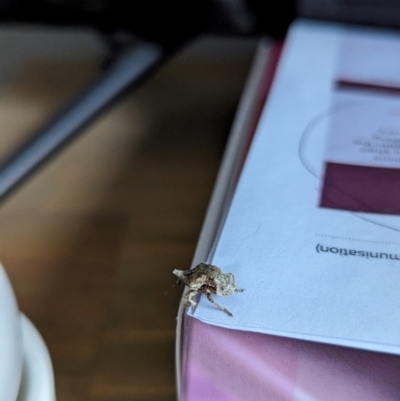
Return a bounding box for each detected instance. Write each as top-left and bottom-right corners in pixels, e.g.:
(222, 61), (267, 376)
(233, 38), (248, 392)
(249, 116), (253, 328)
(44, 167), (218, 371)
(0, 265), (24, 401)
(0, 262), (55, 401)
(17, 315), (56, 401)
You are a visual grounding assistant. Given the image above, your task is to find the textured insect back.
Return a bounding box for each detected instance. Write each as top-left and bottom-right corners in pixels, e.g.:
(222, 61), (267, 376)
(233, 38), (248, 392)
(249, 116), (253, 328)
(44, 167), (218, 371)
(214, 271), (235, 296)
(173, 263), (245, 317)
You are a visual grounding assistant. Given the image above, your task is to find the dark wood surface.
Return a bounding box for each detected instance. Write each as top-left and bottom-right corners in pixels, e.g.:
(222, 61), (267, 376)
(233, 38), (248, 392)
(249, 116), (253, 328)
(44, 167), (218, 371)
(0, 45), (255, 401)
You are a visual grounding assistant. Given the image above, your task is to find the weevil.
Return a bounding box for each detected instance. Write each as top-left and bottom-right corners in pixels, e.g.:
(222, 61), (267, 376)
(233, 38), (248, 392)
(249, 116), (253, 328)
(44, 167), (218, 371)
(173, 262), (245, 317)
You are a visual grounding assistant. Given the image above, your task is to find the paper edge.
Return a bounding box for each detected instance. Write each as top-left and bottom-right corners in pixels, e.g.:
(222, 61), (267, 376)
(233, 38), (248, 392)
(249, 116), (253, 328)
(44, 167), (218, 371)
(174, 39), (272, 400)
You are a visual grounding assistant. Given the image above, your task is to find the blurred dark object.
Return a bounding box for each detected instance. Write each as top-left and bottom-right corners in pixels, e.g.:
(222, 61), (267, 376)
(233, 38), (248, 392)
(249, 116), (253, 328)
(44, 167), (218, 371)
(299, 0), (400, 31)
(0, 0), (398, 44)
(0, 0), (295, 203)
(0, 41), (168, 201)
(0, 0), (296, 43)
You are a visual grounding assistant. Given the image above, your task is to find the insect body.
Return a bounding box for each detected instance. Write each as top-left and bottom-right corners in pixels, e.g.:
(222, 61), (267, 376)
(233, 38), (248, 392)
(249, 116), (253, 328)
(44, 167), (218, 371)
(173, 262), (245, 317)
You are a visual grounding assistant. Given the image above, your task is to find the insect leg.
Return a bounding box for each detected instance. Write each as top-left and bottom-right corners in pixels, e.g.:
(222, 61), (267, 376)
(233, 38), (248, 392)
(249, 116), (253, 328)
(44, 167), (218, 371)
(183, 290), (200, 313)
(206, 293), (233, 317)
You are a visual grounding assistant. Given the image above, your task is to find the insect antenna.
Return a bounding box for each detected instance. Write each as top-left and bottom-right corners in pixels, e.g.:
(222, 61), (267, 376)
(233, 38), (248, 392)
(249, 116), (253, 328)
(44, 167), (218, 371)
(164, 281), (180, 296)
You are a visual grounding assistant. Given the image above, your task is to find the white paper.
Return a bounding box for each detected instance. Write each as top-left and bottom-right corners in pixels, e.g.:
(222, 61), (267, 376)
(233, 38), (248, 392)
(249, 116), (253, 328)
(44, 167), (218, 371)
(325, 98), (400, 168)
(190, 20), (400, 355)
(337, 29), (400, 87)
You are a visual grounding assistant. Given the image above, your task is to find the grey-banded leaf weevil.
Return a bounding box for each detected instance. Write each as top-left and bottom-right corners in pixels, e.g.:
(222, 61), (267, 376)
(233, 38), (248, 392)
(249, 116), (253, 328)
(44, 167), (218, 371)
(173, 262), (245, 317)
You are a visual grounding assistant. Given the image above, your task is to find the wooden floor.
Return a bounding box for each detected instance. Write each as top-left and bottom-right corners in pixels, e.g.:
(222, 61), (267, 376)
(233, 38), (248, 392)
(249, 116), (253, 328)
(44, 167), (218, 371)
(0, 44), (254, 401)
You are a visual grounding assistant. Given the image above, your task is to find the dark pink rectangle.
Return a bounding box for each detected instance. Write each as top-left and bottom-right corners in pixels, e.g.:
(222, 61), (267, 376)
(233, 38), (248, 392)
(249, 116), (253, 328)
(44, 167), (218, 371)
(336, 79), (400, 95)
(320, 162), (400, 214)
